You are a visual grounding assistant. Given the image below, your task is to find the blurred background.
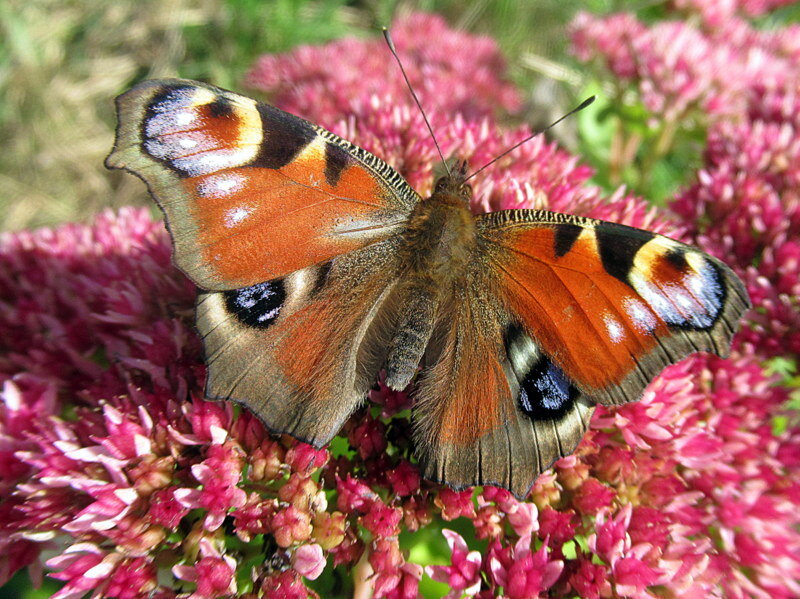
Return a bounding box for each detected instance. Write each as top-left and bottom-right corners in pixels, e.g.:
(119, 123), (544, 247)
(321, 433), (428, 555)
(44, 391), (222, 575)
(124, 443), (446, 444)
(0, 0), (639, 233)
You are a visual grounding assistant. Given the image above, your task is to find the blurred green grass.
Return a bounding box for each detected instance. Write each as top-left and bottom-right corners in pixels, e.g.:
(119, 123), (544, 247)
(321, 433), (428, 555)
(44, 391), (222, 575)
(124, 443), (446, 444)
(0, 0), (596, 233)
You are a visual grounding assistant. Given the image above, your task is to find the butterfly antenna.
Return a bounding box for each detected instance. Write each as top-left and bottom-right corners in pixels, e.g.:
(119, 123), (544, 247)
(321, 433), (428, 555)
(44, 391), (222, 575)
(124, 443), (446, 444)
(383, 27), (451, 177)
(464, 95), (596, 183)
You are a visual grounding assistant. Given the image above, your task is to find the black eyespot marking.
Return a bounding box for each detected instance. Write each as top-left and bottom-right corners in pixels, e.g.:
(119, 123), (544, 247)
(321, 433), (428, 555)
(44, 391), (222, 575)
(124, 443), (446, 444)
(251, 104), (316, 169)
(596, 222), (655, 284)
(207, 97), (234, 119)
(145, 85), (195, 121)
(553, 223), (583, 257)
(142, 85), (197, 178)
(503, 323), (579, 421)
(324, 142), (350, 186)
(224, 279), (285, 328)
(665, 248), (689, 271)
(518, 357), (578, 421)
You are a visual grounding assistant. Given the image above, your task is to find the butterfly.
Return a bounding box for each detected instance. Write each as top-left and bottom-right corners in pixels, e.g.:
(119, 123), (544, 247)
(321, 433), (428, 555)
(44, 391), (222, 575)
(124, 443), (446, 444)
(106, 78), (749, 497)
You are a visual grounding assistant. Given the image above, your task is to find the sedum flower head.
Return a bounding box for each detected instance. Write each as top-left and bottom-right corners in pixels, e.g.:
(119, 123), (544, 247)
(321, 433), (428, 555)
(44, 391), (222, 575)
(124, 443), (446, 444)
(571, 10), (800, 121)
(246, 13), (522, 126)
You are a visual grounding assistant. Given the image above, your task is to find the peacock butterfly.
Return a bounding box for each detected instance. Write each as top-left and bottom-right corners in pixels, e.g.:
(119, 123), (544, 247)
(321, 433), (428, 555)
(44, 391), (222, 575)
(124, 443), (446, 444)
(106, 74), (749, 497)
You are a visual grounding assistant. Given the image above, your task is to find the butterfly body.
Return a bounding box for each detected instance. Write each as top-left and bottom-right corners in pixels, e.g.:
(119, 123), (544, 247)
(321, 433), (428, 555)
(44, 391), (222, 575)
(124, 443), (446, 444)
(107, 78), (750, 497)
(384, 169), (479, 390)
(403, 168), (476, 275)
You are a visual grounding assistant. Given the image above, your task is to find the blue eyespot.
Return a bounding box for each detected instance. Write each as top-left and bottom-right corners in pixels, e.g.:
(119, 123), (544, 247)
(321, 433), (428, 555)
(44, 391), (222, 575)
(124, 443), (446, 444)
(224, 279), (285, 328)
(518, 358), (577, 420)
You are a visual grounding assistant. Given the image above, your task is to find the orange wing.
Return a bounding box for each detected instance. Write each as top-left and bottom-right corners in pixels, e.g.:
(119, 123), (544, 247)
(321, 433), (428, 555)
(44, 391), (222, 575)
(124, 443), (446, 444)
(412, 210), (748, 496)
(478, 210), (750, 406)
(106, 79), (419, 291)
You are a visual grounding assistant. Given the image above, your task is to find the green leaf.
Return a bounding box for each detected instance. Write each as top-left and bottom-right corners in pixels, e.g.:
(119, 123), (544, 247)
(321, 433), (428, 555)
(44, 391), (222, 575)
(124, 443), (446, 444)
(0, 570), (63, 599)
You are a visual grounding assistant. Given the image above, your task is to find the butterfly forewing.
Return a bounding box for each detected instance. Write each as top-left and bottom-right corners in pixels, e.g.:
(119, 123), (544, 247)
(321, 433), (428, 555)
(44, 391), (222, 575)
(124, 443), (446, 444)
(106, 79), (420, 291)
(477, 209), (750, 406)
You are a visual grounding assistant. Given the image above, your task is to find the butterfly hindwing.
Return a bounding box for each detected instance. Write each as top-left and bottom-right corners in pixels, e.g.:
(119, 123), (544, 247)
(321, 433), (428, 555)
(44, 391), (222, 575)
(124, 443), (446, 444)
(197, 238), (403, 446)
(106, 78), (420, 291)
(478, 209), (750, 406)
(412, 263), (595, 497)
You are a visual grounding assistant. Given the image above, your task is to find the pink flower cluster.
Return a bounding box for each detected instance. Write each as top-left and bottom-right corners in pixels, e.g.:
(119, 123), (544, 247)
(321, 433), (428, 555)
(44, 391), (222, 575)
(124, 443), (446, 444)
(673, 0), (799, 26)
(570, 3), (800, 593)
(2, 10), (799, 599)
(246, 13), (521, 127)
(249, 14), (670, 232)
(248, 12), (523, 199)
(571, 9), (800, 121)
